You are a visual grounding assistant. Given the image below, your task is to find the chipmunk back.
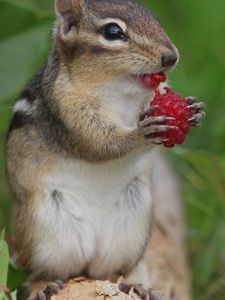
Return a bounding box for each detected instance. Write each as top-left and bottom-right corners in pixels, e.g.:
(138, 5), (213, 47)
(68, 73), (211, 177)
(6, 0), (182, 298)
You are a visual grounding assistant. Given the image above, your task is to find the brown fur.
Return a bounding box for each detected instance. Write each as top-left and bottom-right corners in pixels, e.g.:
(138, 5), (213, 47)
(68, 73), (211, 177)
(7, 126), (57, 268)
(7, 0), (178, 277)
(87, 0), (170, 44)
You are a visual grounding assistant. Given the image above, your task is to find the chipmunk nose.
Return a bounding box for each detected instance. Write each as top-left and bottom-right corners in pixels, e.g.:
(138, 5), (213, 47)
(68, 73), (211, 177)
(161, 52), (178, 69)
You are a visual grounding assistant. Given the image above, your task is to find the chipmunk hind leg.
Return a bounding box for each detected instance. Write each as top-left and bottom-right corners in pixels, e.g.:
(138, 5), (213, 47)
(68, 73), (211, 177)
(119, 258), (164, 300)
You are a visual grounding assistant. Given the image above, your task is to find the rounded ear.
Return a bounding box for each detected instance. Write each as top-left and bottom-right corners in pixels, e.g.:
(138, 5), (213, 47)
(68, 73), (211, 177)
(55, 0), (84, 37)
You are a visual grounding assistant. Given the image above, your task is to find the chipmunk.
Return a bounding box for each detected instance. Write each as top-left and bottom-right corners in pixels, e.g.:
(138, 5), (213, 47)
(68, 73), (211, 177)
(6, 0), (205, 299)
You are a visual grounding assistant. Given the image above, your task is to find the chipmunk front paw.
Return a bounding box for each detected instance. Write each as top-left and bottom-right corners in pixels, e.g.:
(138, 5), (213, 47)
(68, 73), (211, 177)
(119, 283), (163, 300)
(31, 280), (64, 300)
(138, 106), (177, 145)
(186, 96), (206, 128)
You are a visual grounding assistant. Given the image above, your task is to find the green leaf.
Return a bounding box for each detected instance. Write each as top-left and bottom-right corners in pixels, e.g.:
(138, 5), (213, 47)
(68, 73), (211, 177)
(0, 231), (10, 286)
(0, 1), (40, 41)
(13, 0), (55, 12)
(10, 291), (17, 300)
(0, 22), (52, 100)
(0, 0), (54, 16)
(7, 264), (27, 292)
(171, 149), (225, 299)
(0, 292), (7, 300)
(0, 230), (5, 240)
(25, 0), (54, 12)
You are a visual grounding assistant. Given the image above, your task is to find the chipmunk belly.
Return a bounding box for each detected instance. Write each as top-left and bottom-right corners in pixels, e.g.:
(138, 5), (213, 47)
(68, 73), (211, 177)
(33, 148), (154, 280)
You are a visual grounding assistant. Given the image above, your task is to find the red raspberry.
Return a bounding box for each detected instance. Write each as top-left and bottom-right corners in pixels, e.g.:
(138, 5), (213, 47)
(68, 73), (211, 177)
(141, 72), (192, 148)
(141, 72), (167, 89)
(150, 87), (191, 148)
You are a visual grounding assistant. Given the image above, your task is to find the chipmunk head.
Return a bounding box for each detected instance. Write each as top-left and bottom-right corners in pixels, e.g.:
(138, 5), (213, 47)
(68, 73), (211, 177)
(55, 0), (179, 88)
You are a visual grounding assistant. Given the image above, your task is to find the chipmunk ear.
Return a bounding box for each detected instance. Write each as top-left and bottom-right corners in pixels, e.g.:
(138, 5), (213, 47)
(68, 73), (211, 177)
(55, 0), (84, 35)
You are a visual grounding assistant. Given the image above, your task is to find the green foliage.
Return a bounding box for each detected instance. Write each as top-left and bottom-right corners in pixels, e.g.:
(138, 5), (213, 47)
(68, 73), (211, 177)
(0, 230), (9, 286)
(0, 0), (54, 228)
(0, 0), (225, 299)
(172, 150), (225, 299)
(0, 231), (27, 299)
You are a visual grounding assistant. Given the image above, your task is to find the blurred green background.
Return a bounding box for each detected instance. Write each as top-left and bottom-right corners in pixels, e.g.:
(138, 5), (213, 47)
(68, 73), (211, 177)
(0, 0), (225, 299)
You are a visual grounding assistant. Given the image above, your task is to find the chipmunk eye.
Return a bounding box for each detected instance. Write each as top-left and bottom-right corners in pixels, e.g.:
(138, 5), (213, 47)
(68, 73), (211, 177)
(103, 23), (126, 41)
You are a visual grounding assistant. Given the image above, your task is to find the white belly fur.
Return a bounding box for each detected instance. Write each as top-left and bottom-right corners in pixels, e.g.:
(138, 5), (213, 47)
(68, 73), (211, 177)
(31, 79), (154, 279)
(32, 147), (154, 280)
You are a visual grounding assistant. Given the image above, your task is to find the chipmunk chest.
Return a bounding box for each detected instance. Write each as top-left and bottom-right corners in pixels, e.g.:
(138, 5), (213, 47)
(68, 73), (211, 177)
(98, 79), (150, 128)
(46, 151), (152, 214)
(44, 150), (153, 269)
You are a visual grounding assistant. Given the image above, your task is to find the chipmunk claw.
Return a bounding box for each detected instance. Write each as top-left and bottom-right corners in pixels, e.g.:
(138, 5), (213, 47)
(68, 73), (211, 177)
(188, 102), (206, 113)
(139, 106), (159, 121)
(140, 116), (175, 127)
(141, 124), (176, 136)
(186, 96), (197, 105)
(33, 291), (46, 300)
(189, 110), (206, 128)
(185, 96), (206, 127)
(138, 109), (176, 144)
(32, 280), (64, 300)
(119, 283), (163, 300)
(147, 136), (169, 144)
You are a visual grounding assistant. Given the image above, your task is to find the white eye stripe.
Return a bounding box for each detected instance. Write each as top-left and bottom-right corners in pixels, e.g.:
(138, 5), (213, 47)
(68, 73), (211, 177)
(96, 18), (127, 34)
(98, 35), (127, 48)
